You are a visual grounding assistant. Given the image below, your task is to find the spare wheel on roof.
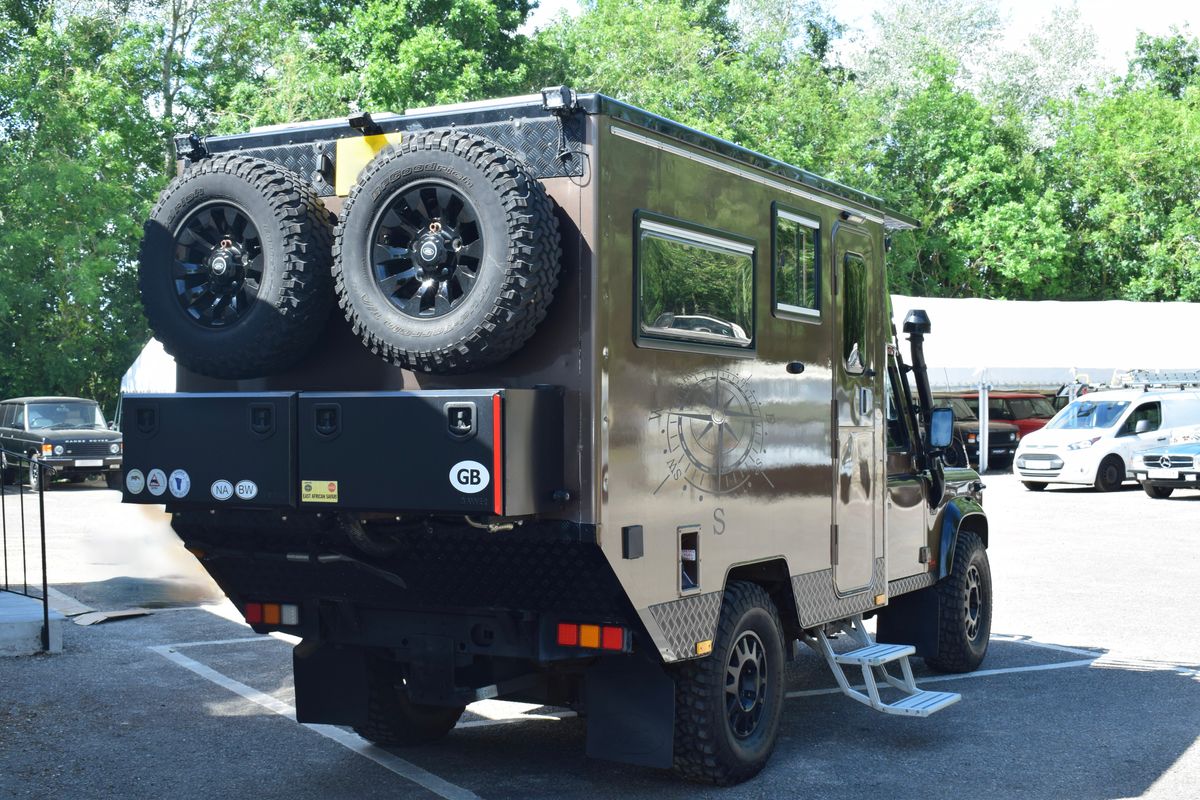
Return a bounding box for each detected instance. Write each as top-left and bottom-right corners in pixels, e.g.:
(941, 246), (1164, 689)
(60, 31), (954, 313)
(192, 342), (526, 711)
(138, 155), (334, 379)
(333, 129), (561, 373)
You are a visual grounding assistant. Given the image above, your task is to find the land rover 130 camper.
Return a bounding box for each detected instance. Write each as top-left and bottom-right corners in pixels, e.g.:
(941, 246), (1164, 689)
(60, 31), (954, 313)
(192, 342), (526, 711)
(120, 88), (992, 784)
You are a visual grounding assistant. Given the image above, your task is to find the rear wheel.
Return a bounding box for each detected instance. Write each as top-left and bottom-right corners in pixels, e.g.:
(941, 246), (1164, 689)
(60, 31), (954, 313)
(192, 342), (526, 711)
(925, 531), (991, 673)
(353, 658), (465, 746)
(1022, 481), (1047, 491)
(1143, 482), (1174, 499)
(672, 581), (784, 785)
(1094, 455), (1125, 492)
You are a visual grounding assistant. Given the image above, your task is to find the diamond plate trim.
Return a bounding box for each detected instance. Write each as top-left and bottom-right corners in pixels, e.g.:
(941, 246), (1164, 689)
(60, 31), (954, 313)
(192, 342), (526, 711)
(215, 142), (337, 197)
(453, 117), (586, 179)
(887, 570), (937, 598)
(792, 558), (886, 628)
(646, 591), (723, 662)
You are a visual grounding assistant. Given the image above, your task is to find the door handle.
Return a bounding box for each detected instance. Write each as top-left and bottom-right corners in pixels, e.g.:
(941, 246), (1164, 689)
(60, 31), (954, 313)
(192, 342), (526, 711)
(786, 361), (805, 374)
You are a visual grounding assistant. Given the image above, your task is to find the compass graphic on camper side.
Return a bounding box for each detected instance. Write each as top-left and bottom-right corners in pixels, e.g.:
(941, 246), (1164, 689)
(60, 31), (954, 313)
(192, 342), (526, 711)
(651, 369), (770, 498)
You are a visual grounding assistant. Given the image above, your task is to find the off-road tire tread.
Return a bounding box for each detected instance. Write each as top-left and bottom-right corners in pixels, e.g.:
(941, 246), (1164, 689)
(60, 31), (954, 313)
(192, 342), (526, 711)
(671, 581), (783, 785)
(926, 531), (990, 673)
(333, 129), (560, 373)
(352, 659), (465, 746)
(139, 155), (334, 379)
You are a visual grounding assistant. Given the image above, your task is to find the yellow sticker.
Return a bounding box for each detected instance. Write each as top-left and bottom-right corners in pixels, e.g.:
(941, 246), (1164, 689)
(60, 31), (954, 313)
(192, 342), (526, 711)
(334, 133), (404, 196)
(695, 639), (714, 656)
(301, 480), (339, 504)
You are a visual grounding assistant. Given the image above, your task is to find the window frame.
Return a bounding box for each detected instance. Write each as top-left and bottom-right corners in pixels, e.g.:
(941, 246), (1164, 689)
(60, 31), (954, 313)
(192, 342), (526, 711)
(841, 251), (869, 375)
(632, 210), (757, 356)
(770, 202), (821, 322)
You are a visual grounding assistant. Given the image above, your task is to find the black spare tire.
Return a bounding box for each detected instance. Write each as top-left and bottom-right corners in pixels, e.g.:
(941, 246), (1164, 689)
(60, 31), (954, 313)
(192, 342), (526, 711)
(333, 130), (561, 373)
(139, 155), (334, 379)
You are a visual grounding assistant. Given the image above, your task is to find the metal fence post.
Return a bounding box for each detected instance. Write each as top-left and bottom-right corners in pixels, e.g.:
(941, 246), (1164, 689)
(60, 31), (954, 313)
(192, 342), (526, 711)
(38, 470), (50, 651)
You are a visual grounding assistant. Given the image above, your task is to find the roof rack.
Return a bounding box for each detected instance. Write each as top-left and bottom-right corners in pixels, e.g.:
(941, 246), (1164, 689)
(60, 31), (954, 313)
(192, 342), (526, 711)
(1109, 369), (1200, 390)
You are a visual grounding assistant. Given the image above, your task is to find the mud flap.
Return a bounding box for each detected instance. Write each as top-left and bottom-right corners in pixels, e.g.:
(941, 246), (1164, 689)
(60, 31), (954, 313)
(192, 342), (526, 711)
(875, 584), (940, 659)
(293, 641), (368, 726)
(584, 653), (675, 769)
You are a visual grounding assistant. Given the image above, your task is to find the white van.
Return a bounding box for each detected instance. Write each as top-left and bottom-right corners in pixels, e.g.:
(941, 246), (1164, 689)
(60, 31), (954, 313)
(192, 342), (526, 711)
(1014, 388), (1200, 491)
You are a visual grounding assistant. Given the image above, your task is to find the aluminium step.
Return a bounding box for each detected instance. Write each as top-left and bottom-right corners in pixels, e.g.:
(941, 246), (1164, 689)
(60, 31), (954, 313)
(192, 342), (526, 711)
(834, 642), (915, 667)
(877, 690), (961, 717)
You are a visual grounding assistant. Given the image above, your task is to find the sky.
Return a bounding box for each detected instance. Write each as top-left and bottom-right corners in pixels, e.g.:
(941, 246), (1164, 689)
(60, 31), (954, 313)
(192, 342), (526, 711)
(524, 0), (1198, 73)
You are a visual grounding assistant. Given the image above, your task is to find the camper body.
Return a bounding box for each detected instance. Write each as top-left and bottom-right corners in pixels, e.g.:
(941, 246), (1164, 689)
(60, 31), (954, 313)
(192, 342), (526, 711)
(121, 91), (991, 783)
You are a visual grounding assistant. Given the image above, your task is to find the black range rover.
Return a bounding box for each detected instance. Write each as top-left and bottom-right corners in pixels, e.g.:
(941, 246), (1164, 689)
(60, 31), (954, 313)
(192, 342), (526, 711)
(0, 396), (123, 490)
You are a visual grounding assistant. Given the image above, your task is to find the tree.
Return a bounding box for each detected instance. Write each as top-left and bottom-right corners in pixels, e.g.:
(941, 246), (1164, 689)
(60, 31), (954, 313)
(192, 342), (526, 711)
(1130, 26), (1200, 99)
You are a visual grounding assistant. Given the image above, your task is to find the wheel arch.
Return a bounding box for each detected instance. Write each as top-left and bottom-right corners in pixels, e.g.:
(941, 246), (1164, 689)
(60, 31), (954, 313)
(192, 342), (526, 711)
(937, 497), (988, 581)
(724, 558), (801, 642)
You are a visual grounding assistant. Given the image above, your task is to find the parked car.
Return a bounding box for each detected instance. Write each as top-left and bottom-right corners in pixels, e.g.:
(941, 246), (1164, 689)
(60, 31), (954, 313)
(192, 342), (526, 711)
(0, 396), (123, 490)
(1014, 388), (1200, 491)
(932, 395), (1020, 470)
(958, 392), (1058, 438)
(1131, 426), (1200, 498)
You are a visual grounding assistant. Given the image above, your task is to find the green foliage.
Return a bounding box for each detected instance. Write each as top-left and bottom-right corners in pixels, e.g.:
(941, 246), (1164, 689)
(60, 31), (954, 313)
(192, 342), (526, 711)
(2, 0), (1199, 409)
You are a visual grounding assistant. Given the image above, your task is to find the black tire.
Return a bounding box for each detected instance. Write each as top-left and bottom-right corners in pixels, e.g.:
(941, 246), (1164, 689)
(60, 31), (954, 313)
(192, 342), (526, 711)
(352, 658), (465, 746)
(925, 531), (991, 673)
(1022, 481), (1047, 491)
(27, 460), (43, 492)
(106, 472), (123, 490)
(334, 129), (561, 373)
(1094, 455), (1125, 492)
(139, 155), (334, 379)
(943, 438), (969, 469)
(671, 581), (785, 785)
(1143, 482), (1174, 499)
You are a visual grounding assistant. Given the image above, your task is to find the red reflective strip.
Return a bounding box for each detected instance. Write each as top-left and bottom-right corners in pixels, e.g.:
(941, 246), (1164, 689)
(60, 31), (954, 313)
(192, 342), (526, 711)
(601, 626), (625, 651)
(492, 393), (503, 515)
(556, 623), (578, 647)
(243, 603), (262, 624)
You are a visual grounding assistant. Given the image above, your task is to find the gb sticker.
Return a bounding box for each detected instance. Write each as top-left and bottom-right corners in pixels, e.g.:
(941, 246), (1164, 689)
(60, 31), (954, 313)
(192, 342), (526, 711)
(449, 460), (490, 494)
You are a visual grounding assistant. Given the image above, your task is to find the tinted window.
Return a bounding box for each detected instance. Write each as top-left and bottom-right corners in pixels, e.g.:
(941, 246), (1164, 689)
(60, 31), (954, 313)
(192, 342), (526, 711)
(773, 208), (819, 316)
(1008, 397), (1056, 419)
(638, 218), (754, 348)
(1047, 400), (1129, 430)
(26, 401), (106, 430)
(933, 396), (975, 420)
(1120, 402), (1161, 435)
(842, 253), (867, 372)
(0, 404), (12, 428)
(885, 370), (908, 449)
(12, 405), (25, 430)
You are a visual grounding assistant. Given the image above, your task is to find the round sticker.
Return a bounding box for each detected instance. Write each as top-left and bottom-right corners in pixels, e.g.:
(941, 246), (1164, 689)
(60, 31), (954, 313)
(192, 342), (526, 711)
(168, 469), (191, 499)
(211, 480), (234, 501)
(449, 460), (490, 494)
(125, 469), (145, 495)
(146, 468), (168, 497)
(235, 480), (258, 500)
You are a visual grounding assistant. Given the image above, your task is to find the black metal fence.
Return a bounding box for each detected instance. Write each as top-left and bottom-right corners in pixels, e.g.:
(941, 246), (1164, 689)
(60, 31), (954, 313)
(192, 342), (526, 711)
(1, 448), (53, 651)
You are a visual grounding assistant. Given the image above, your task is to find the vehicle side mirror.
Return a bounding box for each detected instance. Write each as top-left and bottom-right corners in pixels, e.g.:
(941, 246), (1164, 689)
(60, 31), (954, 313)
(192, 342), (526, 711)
(929, 407), (954, 450)
(1134, 419), (1153, 434)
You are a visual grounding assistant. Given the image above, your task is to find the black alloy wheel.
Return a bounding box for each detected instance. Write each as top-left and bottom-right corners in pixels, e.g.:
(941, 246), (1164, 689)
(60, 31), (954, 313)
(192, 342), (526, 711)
(370, 183), (483, 319)
(725, 630), (769, 739)
(172, 202), (264, 328)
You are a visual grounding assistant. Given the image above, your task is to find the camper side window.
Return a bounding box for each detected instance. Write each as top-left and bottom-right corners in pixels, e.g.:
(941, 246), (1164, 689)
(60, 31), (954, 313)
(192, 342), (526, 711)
(842, 253), (868, 373)
(636, 217), (754, 349)
(772, 206), (819, 318)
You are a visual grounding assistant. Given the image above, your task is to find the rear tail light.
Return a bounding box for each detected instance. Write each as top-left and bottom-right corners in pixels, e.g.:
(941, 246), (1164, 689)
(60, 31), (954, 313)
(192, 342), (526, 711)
(556, 622), (630, 652)
(242, 601), (299, 627)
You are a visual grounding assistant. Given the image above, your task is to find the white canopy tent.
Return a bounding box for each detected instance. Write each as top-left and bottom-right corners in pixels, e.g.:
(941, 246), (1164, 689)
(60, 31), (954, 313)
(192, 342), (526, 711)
(889, 294), (1200, 470)
(120, 339), (176, 395)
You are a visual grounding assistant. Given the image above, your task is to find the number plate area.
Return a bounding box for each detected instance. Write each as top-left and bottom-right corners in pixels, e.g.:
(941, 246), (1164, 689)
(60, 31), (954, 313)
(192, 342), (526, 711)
(1147, 468), (1179, 480)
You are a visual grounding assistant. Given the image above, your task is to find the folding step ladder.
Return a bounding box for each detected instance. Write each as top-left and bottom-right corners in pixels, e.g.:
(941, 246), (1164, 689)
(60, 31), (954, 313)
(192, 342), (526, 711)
(802, 615), (960, 717)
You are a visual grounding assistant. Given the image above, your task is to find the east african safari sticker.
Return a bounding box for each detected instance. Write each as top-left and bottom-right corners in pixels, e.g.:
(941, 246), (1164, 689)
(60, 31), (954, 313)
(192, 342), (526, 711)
(301, 480), (339, 503)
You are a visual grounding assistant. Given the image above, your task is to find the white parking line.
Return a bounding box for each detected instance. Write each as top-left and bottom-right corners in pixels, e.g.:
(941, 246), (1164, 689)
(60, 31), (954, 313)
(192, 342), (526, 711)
(151, 645), (480, 800)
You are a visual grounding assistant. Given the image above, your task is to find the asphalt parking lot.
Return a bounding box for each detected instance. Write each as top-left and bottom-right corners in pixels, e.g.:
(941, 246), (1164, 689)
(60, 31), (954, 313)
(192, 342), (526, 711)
(2, 474), (1198, 799)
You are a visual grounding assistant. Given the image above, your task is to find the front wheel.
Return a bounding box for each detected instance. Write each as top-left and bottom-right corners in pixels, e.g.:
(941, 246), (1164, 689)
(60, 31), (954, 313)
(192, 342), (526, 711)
(925, 531), (992, 673)
(1022, 481), (1047, 492)
(106, 472), (123, 490)
(352, 659), (465, 746)
(1094, 455), (1125, 492)
(943, 439), (969, 469)
(1143, 482), (1174, 499)
(672, 581), (785, 785)
(27, 460), (42, 492)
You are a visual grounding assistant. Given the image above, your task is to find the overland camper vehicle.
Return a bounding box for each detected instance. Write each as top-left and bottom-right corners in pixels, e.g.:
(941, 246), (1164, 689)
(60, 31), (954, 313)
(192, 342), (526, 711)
(121, 89), (992, 785)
